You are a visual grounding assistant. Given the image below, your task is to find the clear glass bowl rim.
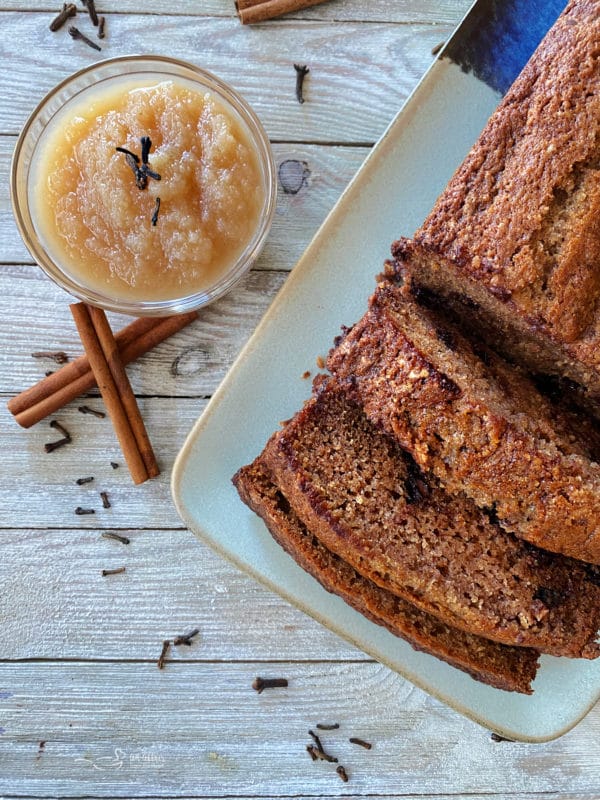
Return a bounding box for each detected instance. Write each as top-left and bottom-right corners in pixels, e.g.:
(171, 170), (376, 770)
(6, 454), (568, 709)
(10, 54), (277, 316)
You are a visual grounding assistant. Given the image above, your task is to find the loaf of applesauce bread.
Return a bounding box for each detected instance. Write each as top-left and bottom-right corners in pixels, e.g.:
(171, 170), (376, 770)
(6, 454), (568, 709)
(233, 457), (540, 693)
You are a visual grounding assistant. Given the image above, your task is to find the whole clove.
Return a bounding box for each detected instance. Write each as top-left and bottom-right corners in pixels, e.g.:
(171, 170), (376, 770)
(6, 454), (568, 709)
(50, 419), (71, 438)
(490, 732), (515, 742)
(76, 476), (94, 485)
(44, 436), (70, 453)
(294, 64), (309, 104)
(252, 676), (288, 693)
(97, 15), (105, 38)
(173, 628), (200, 646)
(78, 405), (106, 418)
(75, 507), (95, 515)
(305, 744), (337, 763)
(157, 639), (170, 669)
(308, 730), (324, 753)
(101, 532), (130, 545)
(31, 350), (69, 364)
(45, 419), (72, 452)
(68, 25), (102, 51)
(316, 723), (339, 730)
(349, 737), (372, 750)
(100, 491), (111, 509)
(151, 197), (161, 226)
(82, 0), (98, 26)
(336, 765), (349, 782)
(102, 566), (126, 576)
(110, 461), (119, 469)
(49, 3), (76, 32)
(116, 137), (161, 191)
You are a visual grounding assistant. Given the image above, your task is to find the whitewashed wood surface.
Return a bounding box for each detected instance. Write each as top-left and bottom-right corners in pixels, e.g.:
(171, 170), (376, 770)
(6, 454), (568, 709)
(1, 1), (599, 797)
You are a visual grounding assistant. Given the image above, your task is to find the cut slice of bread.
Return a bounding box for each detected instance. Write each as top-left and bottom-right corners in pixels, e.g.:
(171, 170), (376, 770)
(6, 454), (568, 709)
(233, 458), (539, 694)
(263, 375), (600, 657)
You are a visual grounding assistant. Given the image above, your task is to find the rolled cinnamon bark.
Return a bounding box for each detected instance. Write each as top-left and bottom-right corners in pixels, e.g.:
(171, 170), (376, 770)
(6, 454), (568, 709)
(8, 312), (198, 428)
(236, 0), (328, 24)
(70, 303), (150, 485)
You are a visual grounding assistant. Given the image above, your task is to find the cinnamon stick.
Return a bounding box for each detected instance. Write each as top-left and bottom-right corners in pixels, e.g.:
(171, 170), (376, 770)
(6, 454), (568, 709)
(8, 312), (198, 428)
(70, 303), (151, 485)
(88, 305), (160, 479)
(236, 0), (328, 24)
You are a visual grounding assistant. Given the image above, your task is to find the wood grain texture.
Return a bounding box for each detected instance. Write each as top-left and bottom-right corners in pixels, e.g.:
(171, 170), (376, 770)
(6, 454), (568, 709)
(0, 528), (362, 661)
(0, 14), (452, 140)
(0, 0), (470, 24)
(0, 662), (598, 797)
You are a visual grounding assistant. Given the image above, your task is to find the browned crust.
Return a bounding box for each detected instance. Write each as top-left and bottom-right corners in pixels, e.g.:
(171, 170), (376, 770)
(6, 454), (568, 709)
(412, 0), (600, 397)
(233, 459), (539, 694)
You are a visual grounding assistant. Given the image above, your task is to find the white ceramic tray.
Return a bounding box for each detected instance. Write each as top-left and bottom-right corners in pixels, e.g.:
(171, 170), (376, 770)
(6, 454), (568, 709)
(172, 0), (600, 742)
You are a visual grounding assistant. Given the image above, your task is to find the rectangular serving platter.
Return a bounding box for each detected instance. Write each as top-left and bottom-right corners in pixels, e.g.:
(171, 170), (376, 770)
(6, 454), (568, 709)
(172, 0), (600, 742)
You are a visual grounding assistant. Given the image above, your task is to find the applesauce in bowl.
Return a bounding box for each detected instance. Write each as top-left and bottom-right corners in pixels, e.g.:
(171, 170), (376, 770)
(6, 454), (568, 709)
(11, 56), (276, 315)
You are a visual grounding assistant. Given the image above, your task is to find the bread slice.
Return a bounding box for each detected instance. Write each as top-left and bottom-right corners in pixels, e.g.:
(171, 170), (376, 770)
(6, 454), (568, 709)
(263, 375), (600, 657)
(403, 0), (600, 402)
(233, 458), (539, 694)
(328, 281), (600, 566)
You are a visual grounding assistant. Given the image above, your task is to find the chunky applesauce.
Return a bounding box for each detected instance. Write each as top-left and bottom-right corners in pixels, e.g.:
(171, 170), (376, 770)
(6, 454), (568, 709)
(31, 80), (265, 302)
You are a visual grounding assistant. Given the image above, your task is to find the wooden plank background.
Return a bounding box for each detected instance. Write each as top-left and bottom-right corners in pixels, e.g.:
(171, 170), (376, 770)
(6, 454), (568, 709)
(1, 0), (599, 797)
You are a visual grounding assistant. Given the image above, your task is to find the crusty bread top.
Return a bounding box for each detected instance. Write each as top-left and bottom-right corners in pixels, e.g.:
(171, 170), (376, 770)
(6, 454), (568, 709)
(415, 0), (600, 359)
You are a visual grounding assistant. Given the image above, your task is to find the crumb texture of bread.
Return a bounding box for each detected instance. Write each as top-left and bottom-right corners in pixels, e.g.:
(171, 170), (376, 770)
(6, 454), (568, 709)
(233, 459), (539, 694)
(328, 284), (600, 567)
(260, 376), (600, 658)
(409, 0), (600, 397)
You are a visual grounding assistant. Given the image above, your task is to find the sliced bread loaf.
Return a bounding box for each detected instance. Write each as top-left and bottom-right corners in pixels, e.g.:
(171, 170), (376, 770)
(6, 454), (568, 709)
(261, 377), (600, 657)
(328, 282), (600, 566)
(233, 457), (540, 693)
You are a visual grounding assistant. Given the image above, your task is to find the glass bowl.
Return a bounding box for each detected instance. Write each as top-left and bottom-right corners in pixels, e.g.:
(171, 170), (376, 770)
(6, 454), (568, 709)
(10, 55), (277, 316)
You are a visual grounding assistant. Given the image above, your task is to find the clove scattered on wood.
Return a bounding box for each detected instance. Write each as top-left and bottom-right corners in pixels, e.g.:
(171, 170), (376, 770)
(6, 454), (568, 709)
(31, 351), (69, 364)
(97, 14), (105, 38)
(490, 732), (515, 742)
(76, 476), (94, 485)
(173, 628), (200, 646)
(102, 566), (126, 576)
(101, 532), (130, 545)
(306, 744), (337, 763)
(45, 419), (72, 452)
(100, 491), (111, 509)
(316, 723), (339, 730)
(82, 0), (98, 26)
(49, 3), (76, 32)
(294, 63), (310, 104)
(252, 676), (288, 693)
(336, 765), (349, 782)
(68, 25), (102, 51)
(431, 39), (446, 56)
(78, 405), (106, 418)
(157, 639), (170, 669)
(349, 737), (372, 750)
(75, 507), (95, 515)
(110, 461), (120, 469)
